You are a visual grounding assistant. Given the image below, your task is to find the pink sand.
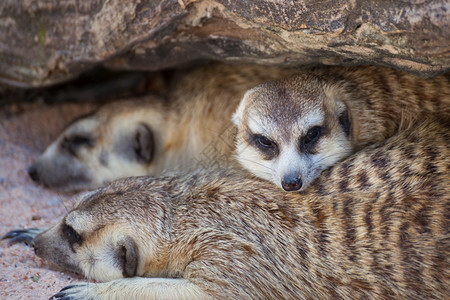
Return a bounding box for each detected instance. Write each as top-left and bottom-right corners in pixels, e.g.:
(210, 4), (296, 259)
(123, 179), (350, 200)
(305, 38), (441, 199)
(0, 102), (98, 299)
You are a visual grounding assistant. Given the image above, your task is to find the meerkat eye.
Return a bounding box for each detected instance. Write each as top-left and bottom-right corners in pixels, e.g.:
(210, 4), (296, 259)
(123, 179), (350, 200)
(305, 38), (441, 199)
(304, 126), (322, 144)
(62, 223), (82, 248)
(255, 134), (275, 149)
(70, 136), (93, 146)
(61, 135), (94, 155)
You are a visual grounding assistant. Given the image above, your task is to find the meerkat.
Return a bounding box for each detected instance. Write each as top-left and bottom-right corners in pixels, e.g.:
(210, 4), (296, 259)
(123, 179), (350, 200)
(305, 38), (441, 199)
(28, 63), (297, 191)
(4, 118), (449, 299)
(233, 66), (450, 191)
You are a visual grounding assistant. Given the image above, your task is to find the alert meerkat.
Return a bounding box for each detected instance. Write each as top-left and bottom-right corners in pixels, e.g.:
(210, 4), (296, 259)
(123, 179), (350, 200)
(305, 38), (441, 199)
(4, 118), (449, 299)
(28, 63), (296, 191)
(233, 66), (450, 191)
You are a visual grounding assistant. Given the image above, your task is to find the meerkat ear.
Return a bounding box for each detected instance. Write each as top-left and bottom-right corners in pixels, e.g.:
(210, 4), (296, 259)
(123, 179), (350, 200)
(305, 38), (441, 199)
(116, 237), (138, 278)
(133, 123), (154, 163)
(232, 88), (256, 127)
(323, 85), (352, 137)
(331, 98), (352, 137)
(337, 106), (351, 137)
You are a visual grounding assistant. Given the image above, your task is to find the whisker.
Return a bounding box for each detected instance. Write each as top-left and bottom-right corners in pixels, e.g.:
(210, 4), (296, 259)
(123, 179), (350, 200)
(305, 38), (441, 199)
(238, 157), (274, 173)
(54, 192), (72, 214)
(313, 152), (347, 166)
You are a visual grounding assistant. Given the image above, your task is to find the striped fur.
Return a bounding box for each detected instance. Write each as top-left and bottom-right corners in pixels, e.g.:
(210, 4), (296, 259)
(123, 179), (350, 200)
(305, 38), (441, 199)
(13, 117), (449, 299)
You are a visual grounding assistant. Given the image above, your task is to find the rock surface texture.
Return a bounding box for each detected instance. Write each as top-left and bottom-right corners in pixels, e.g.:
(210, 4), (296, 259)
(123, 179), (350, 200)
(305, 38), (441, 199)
(0, 0), (448, 87)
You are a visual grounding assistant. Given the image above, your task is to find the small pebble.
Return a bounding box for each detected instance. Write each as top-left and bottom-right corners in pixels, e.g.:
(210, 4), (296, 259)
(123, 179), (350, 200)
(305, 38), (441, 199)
(31, 215), (42, 221)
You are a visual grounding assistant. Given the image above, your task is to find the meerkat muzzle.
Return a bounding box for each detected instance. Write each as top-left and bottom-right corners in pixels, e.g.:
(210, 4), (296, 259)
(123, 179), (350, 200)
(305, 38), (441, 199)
(281, 173), (302, 191)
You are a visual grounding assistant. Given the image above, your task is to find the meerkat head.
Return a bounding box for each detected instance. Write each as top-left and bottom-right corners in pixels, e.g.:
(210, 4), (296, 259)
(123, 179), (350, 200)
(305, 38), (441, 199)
(32, 177), (174, 281)
(27, 98), (166, 192)
(232, 74), (355, 191)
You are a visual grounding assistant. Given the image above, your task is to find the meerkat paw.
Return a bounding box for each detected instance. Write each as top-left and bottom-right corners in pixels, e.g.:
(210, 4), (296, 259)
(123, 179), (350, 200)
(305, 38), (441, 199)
(49, 284), (96, 300)
(1, 228), (45, 246)
(49, 278), (211, 300)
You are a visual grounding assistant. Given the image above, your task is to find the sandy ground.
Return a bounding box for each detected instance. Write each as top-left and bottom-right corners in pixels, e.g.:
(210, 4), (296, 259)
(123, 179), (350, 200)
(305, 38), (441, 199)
(0, 101), (99, 299)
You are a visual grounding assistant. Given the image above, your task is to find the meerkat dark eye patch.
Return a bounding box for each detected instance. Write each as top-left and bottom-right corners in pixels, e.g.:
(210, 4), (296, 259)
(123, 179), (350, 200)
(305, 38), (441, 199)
(304, 126), (322, 144)
(116, 237), (138, 278)
(133, 123), (154, 163)
(62, 223), (83, 250)
(250, 133), (279, 159)
(300, 126), (323, 153)
(255, 134), (275, 149)
(61, 134), (95, 156)
(338, 109), (351, 137)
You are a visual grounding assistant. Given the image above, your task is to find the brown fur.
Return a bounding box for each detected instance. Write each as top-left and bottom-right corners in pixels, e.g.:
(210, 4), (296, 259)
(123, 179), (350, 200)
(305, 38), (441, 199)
(28, 63), (296, 191)
(161, 62), (297, 156)
(29, 64), (448, 192)
(5, 117), (449, 299)
(311, 66), (450, 149)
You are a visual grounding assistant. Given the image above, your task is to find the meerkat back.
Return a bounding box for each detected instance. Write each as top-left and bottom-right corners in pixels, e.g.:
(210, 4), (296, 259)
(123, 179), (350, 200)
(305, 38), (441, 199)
(3, 117), (448, 299)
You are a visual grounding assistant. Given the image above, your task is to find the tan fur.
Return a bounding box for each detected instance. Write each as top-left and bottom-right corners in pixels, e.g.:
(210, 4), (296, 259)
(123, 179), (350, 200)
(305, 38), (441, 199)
(6, 117), (449, 299)
(318, 66), (449, 148)
(161, 62), (297, 169)
(233, 65), (450, 191)
(28, 63), (297, 191)
(27, 96), (168, 191)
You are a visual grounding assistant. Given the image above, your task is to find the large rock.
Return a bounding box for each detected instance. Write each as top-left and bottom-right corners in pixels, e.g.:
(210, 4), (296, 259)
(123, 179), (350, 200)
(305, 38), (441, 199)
(0, 0), (448, 87)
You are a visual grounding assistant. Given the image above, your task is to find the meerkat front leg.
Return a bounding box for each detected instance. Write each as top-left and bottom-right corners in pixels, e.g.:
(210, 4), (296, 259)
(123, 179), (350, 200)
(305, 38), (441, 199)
(50, 277), (211, 300)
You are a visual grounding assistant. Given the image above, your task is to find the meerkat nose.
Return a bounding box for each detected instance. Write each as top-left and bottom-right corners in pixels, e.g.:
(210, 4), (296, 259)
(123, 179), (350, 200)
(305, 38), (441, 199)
(27, 164), (39, 182)
(281, 175), (302, 191)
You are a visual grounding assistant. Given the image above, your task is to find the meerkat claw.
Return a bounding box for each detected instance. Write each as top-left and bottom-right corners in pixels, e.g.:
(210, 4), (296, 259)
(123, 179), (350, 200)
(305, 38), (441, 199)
(49, 284), (93, 300)
(1, 228), (44, 246)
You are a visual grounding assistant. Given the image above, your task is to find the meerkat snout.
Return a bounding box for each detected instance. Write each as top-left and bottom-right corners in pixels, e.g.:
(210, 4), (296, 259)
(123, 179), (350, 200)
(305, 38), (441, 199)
(233, 76), (354, 192)
(27, 164), (39, 182)
(281, 173), (302, 191)
(27, 99), (167, 192)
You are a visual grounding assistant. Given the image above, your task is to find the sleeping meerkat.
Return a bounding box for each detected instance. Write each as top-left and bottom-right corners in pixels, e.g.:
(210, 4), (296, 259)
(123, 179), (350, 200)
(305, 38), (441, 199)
(233, 66), (450, 191)
(4, 118), (449, 299)
(28, 63), (296, 191)
(27, 96), (167, 192)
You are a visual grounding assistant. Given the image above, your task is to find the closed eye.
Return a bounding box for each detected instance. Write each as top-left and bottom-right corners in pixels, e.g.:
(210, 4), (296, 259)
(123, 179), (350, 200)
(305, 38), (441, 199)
(70, 136), (93, 146)
(62, 223), (83, 249)
(61, 134), (95, 155)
